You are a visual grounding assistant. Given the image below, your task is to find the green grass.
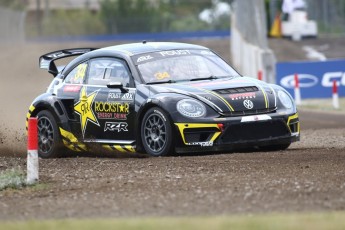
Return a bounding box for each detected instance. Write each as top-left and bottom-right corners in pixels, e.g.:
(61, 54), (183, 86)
(0, 168), (26, 191)
(1, 212), (345, 230)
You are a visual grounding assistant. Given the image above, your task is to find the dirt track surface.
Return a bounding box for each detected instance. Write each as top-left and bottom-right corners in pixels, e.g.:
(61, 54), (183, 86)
(0, 38), (345, 220)
(0, 110), (345, 220)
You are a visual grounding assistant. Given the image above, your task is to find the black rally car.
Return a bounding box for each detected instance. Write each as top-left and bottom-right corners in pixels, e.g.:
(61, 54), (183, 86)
(26, 42), (299, 158)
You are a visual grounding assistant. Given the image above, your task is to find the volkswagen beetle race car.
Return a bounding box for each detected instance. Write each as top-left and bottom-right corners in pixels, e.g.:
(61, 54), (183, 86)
(26, 42), (299, 158)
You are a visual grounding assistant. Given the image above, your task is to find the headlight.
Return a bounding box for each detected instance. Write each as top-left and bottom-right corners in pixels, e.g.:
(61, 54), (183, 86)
(177, 99), (206, 118)
(278, 90), (293, 109)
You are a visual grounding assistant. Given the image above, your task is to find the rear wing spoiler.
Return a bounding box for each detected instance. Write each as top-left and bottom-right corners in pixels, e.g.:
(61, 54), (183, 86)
(39, 48), (97, 77)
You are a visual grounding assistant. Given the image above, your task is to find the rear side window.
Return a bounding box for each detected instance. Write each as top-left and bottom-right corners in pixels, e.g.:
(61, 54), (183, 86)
(64, 63), (88, 84)
(87, 58), (130, 87)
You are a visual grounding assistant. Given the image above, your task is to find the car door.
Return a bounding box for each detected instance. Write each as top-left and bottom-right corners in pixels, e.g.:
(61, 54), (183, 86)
(82, 57), (136, 143)
(57, 61), (89, 139)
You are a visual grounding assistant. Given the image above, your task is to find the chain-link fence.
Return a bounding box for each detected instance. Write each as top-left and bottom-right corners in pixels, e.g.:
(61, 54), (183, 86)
(306, 0), (345, 35)
(0, 7), (26, 43)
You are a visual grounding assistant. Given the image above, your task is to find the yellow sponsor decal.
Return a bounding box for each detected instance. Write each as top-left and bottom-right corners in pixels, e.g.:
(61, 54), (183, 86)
(73, 63), (87, 83)
(59, 127), (87, 152)
(175, 123), (222, 145)
(94, 101), (129, 113)
(154, 72), (170, 80)
(74, 87), (100, 138)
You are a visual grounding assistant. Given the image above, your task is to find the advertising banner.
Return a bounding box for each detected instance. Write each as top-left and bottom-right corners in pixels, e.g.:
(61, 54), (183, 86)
(277, 59), (345, 98)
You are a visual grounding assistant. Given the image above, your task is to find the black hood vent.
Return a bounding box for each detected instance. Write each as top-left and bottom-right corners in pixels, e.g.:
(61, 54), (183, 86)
(214, 86), (258, 94)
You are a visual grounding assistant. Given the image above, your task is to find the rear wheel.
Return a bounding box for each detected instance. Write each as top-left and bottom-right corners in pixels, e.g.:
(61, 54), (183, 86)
(141, 107), (173, 156)
(37, 110), (61, 158)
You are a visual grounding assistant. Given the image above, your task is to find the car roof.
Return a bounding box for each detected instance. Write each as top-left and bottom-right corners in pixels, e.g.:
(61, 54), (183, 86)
(62, 42), (210, 75)
(98, 42), (209, 56)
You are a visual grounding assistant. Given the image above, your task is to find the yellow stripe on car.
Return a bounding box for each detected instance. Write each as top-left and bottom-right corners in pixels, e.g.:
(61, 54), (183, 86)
(201, 89), (235, 111)
(124, 145), (136, 152)
(287, 113), (300, 134)
(175, 123), (222, 145)
(26, 105), (36, 130)
(114, 145), (126, 152)
(184, 85), (231, 112)
(245, 78), (269, 108)
(102, 144), (136, 153)
(59, 127), (87, 152)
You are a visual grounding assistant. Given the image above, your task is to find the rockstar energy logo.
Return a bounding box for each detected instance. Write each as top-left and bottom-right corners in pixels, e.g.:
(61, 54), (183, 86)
(74, 87), (100, 138)
(94, 102), (129, 113)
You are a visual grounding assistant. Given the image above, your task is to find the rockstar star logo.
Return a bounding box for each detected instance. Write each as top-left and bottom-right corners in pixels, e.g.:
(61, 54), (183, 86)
(119, 104), (124, 112)
(74, 87), (99, 138)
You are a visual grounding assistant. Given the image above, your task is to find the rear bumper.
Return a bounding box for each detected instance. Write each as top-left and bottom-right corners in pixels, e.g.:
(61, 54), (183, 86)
(175, 112), (300, 153)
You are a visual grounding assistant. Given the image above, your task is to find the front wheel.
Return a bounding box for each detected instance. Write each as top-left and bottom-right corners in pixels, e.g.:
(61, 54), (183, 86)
(37, 110), (62, 158)
(141, 107), (174, 156)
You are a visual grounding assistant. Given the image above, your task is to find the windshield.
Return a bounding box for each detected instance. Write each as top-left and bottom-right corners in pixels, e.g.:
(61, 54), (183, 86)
(133, 49), (239, 84)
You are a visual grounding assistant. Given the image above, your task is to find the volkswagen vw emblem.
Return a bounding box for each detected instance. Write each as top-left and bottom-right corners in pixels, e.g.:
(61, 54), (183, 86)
(243, 99), (254, 109)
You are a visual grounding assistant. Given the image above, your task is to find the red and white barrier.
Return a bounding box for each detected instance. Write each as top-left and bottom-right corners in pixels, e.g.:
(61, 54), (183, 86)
(294, 73), (302, 105)
(332, 80), (339, 109)
(27, 117), (39, 184)
(258, 70), (263, 81)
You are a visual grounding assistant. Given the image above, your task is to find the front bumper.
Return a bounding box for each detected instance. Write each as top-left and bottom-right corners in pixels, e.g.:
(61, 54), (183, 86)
(174, 112), (300, 153)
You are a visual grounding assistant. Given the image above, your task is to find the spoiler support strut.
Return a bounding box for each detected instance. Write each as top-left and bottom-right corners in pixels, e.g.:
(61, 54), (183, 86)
(39, 48), (97, 77)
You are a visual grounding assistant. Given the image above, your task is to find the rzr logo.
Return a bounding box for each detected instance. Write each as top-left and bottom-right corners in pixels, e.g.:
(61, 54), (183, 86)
(104, 122), (128, 132)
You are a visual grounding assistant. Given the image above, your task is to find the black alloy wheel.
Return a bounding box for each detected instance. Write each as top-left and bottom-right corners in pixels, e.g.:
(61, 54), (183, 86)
(141, 107), (173, 156)
(37, 110), (61, 158)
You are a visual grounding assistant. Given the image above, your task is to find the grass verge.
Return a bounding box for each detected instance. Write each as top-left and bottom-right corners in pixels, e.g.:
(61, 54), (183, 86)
(0, 168), (26, 191)
(1, 212), (344, 230)
(297, 98), (345, 113)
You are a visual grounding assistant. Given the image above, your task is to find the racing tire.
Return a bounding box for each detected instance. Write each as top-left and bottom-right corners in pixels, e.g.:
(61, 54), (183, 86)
(37, 110), (62, 158)
(141, 107), (174, 156)
(260, 143), (291, 151)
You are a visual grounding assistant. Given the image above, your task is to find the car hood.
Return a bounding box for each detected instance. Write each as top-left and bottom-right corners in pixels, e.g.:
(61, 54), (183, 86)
(149, 76), (277, 115)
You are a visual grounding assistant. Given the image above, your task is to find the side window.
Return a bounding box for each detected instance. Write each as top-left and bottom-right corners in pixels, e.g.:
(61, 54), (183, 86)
(64, 63), (88, 84)
(87, 58), (130, 87)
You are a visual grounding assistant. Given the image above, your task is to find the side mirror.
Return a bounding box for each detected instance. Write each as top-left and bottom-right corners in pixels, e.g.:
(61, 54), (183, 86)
(107, 81), (128, 92)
